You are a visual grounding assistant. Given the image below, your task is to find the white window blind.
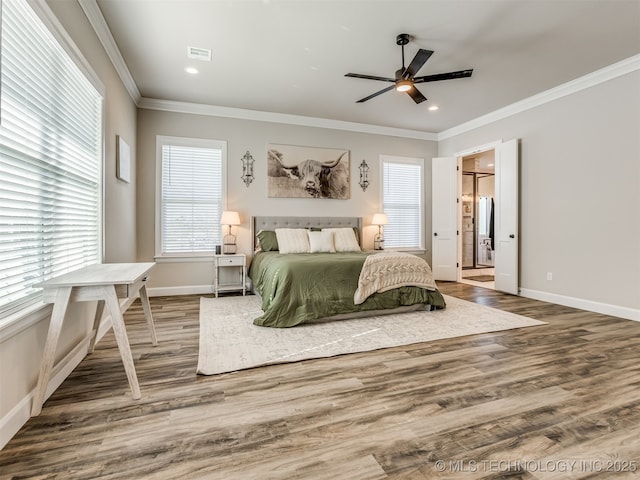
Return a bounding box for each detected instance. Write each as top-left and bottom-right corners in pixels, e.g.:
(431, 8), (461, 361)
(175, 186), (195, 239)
(158, 139), (225, 256)
(0, 0), (103, 319)
(382, 157), (424, 249)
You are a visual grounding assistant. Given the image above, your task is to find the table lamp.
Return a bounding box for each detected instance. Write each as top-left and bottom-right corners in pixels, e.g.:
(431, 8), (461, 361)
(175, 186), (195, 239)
(221, 211), (241, 254)
(371, 213), (388, 250)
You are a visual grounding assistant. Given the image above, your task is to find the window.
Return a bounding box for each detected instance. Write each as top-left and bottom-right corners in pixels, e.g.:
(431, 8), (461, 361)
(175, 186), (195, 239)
(381, 155), (424, 250)
(156, 136), (227, 258)
(0, 0), (103, 321)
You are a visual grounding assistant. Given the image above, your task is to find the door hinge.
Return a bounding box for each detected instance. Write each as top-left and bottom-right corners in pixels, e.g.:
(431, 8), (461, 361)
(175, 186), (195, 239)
(456, 197), (459, 203)
(456, 262), (459, 267)
(456, 165), (460, 171)
(457, 230), (459, 235)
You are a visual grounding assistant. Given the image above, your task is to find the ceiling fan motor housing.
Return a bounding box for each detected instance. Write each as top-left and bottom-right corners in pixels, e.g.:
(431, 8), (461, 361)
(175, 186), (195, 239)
(345, 33), (473, 104)
(396, 33), (410, 46)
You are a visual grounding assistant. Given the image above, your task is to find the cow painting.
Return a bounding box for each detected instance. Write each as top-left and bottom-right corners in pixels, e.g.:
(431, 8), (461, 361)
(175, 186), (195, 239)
(267, 145), (350, 199)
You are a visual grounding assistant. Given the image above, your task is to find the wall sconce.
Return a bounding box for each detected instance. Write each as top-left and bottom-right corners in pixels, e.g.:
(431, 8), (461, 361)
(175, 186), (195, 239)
(359, 160), (369, 191)
(371, 213), (388, 250)
(220, 210), (241, 254)
(241, 151), (254, 187)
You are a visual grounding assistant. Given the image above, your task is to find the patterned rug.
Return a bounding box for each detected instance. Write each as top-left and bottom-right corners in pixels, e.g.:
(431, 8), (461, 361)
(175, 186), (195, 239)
(196, 294), (545, 375)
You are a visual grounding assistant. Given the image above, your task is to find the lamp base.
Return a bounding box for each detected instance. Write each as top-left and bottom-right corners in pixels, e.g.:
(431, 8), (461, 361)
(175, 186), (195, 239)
(223, 234), (237, 254)
(374, 234), (384, 251)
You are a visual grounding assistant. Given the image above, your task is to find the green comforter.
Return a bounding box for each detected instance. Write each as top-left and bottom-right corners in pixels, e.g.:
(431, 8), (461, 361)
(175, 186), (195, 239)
(248, 251), (446, 327)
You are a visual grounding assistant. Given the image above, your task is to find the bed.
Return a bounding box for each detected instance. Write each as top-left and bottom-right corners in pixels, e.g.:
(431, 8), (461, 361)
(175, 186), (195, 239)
(248, 216), (446, 327)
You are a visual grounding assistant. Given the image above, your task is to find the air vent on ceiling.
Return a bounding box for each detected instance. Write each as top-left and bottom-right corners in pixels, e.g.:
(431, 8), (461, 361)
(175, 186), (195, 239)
(187, 46), (212, 62)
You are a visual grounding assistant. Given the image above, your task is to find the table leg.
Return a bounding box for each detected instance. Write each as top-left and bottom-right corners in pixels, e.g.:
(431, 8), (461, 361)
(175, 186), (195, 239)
(103, 285), (141, 400)
(31, 286), (72, 416)
(88, 300), (105, 354)
(138, 284), (158, 346)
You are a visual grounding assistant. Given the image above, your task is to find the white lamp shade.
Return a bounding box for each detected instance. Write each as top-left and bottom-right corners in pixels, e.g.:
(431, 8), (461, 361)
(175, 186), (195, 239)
(371, 213), (388, 226)
(220, 211), (241, 226)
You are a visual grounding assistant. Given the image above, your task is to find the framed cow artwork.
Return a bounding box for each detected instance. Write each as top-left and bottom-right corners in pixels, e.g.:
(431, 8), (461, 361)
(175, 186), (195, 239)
(267, 144), (350, 199)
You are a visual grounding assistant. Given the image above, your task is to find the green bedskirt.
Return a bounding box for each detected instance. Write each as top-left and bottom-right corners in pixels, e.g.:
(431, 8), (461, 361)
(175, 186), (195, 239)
(248, 251), (446, 328)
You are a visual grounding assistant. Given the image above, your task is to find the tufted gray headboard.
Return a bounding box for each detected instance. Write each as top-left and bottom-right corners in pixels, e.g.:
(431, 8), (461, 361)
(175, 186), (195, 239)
(251, 216), (363, 250)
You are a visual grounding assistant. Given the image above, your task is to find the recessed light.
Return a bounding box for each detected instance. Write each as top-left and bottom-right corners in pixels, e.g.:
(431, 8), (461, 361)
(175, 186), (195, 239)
(185, 67), (199, 75)
(428, 105), (439, 111)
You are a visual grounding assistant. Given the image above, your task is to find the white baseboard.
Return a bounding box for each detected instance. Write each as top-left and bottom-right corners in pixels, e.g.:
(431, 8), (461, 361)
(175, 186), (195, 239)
(519, 288), (640, 322)
(0, 315), (114, 450)
(0, 284), (211, 450)
(0, 331), (97, 450)
(147, 285), (214, 297)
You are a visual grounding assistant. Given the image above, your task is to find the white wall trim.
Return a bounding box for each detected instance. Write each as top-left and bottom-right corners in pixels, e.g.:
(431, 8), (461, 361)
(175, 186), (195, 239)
(520, 288), (640, 323)
(147, 285), (214, 297)
(0, 330), (99, 450)
(78, 0), (141, 103)
(438, 54), (640, 141)
(27, 0), (104, 96)
(452, 140), (502, 158)
(80, 0), (638, 143)
(139, 97), (438, 141)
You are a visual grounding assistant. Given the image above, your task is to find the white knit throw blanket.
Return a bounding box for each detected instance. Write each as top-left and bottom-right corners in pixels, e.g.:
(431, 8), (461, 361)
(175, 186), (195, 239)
(353, 251), (437, 305)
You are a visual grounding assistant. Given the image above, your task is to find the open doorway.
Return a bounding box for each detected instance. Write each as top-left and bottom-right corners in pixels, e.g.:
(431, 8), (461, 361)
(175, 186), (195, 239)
(460, 150), (495, 290)
(432, 139), (518, 293)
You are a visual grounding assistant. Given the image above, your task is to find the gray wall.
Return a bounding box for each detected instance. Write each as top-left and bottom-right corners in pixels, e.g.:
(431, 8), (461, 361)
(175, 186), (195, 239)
(136, 108), (437, 291)
(0, 0), (138, 444)
(439, 71), (640, 312)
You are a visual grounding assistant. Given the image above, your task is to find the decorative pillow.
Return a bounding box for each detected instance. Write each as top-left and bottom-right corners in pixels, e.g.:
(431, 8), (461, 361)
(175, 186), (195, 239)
(323, 227), (361, 252)
(275, 228), (310, 254)
(351, 226), (360, 245)
(257, 230), (279, 252)
(308, 230), (336, 253)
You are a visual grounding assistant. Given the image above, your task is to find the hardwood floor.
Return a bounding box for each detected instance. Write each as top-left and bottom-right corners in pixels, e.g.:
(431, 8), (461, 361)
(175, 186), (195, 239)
(1, 283), (639, 479)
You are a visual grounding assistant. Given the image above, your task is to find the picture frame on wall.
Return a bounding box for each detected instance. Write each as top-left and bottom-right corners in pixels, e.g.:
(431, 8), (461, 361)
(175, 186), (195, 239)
(116, 135), (131, 183)
(267, 144), (350, 199)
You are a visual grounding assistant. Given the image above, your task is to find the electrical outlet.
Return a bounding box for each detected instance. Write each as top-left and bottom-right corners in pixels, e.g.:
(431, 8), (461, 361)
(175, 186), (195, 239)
(547, 272), (553, 281)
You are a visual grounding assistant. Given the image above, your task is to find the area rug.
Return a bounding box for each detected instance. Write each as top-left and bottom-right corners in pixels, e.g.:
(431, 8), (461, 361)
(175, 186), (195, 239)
(196, 294), (545, 375)
(464, 275), (495, 282)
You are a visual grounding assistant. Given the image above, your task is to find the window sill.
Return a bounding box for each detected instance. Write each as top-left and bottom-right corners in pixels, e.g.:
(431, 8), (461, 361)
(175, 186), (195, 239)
(384, 248), (427, 256)
(154, 254), (215, 263)
(0, 301), (52, 343)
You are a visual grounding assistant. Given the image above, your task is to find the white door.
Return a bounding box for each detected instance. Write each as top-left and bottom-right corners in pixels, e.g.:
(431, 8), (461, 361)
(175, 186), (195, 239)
(431, 157), (458, 281)
(494, 139), (519, 294)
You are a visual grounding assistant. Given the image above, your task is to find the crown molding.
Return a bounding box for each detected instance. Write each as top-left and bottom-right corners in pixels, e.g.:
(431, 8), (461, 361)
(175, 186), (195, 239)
(438, 54), (640, 141)
(78, 0), (141, 104)
(138, 98), (438, 141)
(79, 0), (637, 143)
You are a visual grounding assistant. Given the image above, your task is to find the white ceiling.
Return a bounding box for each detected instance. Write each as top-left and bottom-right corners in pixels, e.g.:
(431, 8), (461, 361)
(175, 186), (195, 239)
(94, 0), (640, 134)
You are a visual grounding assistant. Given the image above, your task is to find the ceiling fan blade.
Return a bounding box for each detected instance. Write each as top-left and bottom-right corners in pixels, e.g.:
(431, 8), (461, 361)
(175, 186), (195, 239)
(345, 73), (395, 83)
(356, 85), (395, 103)
(404, 49), (433, 79)
(395, 67), (405, 80)
(406, 86), (427, 104)
(413, 69), (473, 83)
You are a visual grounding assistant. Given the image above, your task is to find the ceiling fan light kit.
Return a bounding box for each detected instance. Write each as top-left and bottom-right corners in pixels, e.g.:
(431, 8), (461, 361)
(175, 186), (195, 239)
(395, 79), (412, 92)
(345, 33), (473, 104)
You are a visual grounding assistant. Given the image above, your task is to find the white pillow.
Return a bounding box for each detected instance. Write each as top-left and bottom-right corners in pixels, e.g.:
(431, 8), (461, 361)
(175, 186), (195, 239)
(323, 227), (361, 252)
(308, 230), (335, 253)
(275, 228), (310, 254)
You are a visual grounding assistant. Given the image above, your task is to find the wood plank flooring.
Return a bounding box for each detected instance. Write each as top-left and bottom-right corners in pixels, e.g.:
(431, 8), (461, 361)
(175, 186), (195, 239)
(1, 283), (639, 479)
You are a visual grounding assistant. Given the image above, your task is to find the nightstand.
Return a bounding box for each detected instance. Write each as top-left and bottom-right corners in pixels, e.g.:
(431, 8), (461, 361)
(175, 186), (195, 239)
(213, 253), (246, 297)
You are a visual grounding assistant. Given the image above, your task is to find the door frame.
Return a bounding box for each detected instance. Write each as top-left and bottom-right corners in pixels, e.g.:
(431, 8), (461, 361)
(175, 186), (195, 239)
(453, 140), (503, 283)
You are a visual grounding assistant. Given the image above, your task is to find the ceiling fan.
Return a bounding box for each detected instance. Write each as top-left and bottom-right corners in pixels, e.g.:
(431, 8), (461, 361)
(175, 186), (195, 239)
(345, 33), (473, 104)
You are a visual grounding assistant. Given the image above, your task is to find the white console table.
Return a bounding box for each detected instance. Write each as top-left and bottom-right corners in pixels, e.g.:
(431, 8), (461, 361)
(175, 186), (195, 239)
(31, 263), (158, 416)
